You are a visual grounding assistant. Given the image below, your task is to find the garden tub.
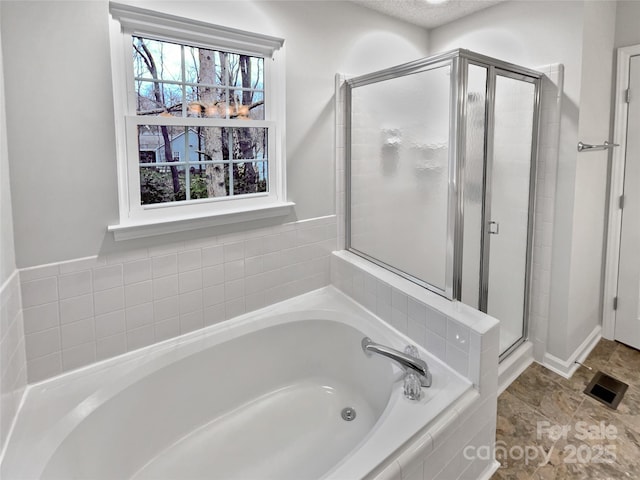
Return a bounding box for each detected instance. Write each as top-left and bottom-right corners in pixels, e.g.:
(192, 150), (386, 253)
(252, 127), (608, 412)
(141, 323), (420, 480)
(1, 287), (472, 479)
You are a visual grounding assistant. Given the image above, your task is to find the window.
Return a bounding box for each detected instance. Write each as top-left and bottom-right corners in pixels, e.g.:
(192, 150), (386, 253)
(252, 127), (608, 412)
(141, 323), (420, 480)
(108, 3), (292, 240)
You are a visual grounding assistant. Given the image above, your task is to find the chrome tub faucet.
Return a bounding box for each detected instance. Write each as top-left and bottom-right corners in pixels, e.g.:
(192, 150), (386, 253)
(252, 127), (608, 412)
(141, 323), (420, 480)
(361, 337), (432, 400)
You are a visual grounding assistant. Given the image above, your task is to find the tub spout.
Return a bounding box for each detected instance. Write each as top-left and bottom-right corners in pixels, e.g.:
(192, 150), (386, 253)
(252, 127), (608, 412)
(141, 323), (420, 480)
(361, 337), (432, 388)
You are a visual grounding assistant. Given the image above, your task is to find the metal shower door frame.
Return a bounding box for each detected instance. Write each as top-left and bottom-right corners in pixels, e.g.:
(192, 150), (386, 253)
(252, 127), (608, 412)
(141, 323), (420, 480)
(460, 54), (541, 361)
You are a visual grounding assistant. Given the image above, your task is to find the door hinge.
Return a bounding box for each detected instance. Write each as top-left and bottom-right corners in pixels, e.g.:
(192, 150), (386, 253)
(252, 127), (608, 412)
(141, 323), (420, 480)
(626, 88), (632, 104)
(620, 195), (625, 210)
(613, 296), (618, 310)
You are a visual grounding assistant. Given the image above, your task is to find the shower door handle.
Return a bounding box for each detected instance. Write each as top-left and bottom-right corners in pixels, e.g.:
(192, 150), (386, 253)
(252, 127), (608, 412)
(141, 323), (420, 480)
(488, 221), (499, 235)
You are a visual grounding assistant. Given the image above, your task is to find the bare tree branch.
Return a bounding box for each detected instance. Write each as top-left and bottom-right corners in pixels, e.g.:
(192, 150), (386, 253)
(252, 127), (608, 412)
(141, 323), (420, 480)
(137, 103), (184, 116)
(229, 99), (264, 118)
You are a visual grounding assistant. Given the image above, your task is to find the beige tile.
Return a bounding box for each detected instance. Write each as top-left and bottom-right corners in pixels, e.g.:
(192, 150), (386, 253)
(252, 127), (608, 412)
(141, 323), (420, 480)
(563, 365), (596, 392)
(495, 391), (554, 477)
(491, 467), (531, 479)
(603, 343), (640, 388)
(570, 399), (640, 474)
(585, 338), (618, 366)
(505, 364), (583, 425)
(531, 463), (588, 480)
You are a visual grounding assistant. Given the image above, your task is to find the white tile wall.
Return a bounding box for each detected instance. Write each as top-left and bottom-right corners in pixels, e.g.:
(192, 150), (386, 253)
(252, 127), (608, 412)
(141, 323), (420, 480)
(371, 390), (499, 480)
(20, 216), (336, 383)
(529, 64), (563, 362)
(335, 74), (348, 251)
(0, 271), (27, 452)
(331, 251), (499, 388)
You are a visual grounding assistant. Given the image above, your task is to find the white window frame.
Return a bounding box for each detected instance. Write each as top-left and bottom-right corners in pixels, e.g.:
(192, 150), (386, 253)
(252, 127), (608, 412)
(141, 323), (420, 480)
(107, 2), (293, 240)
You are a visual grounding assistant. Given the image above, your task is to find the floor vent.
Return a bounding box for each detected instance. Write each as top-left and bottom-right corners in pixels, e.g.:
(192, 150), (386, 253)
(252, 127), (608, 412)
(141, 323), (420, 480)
(584, 371), (628, 409)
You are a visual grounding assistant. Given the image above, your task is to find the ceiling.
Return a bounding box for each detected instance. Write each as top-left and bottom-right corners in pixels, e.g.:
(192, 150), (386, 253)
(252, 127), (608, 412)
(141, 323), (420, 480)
(350, 0), (506, 29)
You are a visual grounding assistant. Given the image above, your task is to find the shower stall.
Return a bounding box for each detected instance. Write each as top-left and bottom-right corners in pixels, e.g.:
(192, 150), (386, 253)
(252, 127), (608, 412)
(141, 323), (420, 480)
(345, 49), (541, 360)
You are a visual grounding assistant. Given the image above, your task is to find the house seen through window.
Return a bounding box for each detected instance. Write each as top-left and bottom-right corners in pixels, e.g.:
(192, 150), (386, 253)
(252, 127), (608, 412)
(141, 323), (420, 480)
(133, 37), (269, 205)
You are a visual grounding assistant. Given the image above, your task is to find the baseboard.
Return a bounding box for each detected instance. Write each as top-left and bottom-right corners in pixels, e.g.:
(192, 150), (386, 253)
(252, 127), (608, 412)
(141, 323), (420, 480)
(498, 341), (534, 394)
(478, 460), (501, 480)
(542, 325), (601, 379)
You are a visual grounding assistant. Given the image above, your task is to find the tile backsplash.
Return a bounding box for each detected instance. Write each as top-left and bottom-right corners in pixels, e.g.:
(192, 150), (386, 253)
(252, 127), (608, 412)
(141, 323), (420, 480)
(20, 216), (336, 383)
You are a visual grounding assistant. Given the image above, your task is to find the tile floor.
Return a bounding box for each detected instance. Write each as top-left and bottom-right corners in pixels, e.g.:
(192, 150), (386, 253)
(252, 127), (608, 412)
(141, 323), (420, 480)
(492, 339), (640, 479)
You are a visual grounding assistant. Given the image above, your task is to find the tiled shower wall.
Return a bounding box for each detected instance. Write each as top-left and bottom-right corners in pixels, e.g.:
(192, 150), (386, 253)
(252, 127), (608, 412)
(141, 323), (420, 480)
(0, 272), (26, 449)
(529, 64), (563, 361)
(20, 216), (336, 383)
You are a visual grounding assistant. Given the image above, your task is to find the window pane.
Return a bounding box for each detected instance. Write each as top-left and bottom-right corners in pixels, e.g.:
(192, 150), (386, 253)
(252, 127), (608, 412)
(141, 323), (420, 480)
(136, 81), (183, 116)
(185, 87), (200, 117)
(190, 165), (230, 199)
(188, 87), (228, 118)
(139, 150), (157, 164)
(131, 37), (266, 121)
(137, 126), (269, 204)
(228, 128), (267, 161)
(133, 37), (183, 83)
(140, 166), (185, 204)
(229, 55), (262, 88)
(184, 46), (201, 84)
(191, 47), (226, 86)
(248, 91), (265, 120)
(138, 125), (188, 165)
(230, 90), (264, 120)
(226, 53), (241, 85)
(233, 161), (268, 194)
(194, 127), (228, 161)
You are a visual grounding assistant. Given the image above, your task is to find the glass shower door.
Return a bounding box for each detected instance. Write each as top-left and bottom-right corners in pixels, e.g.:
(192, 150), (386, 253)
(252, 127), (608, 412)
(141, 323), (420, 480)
(348, 62), (454, 296)
(461, 64), (488, 309)
(485, 71), (537, 356)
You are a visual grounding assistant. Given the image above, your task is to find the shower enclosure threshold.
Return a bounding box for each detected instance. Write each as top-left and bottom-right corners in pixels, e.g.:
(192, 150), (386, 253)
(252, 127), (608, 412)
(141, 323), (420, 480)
(498, 340), (534, 394)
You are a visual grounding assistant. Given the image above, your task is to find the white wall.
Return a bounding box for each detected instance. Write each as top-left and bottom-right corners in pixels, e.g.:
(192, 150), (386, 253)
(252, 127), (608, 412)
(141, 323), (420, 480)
(0, 9), (15, 286)
(564, 1), (617, 357)
(0, 0), (430, 269)
(430, 0), (617, 364)
(615, 1), (640, 48)
(0, 5), (27, 451)
(1, 0), (119, 269)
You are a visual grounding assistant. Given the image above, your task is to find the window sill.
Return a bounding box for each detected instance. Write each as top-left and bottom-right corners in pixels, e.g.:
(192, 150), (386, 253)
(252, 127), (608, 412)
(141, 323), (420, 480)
(108, 201), (295, 241)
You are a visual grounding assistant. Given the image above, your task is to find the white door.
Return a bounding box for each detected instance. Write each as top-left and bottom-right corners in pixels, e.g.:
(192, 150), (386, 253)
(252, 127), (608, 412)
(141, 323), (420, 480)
(616, 54), (640, 350)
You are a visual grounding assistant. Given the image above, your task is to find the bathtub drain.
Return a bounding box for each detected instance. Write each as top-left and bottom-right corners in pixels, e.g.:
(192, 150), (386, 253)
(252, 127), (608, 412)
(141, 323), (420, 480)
(341, 407), (356, 421)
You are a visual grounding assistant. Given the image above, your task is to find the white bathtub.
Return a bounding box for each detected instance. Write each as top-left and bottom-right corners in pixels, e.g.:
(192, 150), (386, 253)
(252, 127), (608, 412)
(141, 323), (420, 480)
(1, 287), (472, 480)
